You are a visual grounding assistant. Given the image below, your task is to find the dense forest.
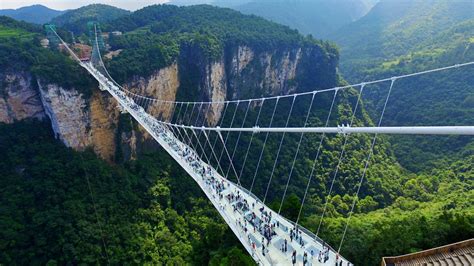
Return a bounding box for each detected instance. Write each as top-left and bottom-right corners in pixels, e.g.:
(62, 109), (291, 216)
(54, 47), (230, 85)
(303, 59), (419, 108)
(1, 118), (471, 265)
(0, 120), (254, 265)
(169, 0), (377, 39)
(0, 1), (473, 265)
(329, 0), (474, 172)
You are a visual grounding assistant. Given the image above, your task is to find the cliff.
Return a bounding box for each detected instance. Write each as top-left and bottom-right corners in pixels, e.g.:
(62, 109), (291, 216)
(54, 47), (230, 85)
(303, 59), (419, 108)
(0, 72), (45, 123)
(0, 42), (337, 162)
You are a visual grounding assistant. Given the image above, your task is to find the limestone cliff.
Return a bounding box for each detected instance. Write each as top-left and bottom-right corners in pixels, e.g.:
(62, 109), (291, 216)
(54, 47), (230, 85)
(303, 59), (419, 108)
(0, 72), (45, 123)
(38, 82), (91, 149)
(0, 43), (336, 162)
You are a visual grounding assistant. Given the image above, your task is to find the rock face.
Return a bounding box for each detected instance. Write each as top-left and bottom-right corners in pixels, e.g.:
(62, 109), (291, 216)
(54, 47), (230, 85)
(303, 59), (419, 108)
(0, 43), (337, 162)
(0, 72), (45, 123)
(0, 71), (121, 161)
(126, 62), (180, 122)
(38, 82), (91, 149)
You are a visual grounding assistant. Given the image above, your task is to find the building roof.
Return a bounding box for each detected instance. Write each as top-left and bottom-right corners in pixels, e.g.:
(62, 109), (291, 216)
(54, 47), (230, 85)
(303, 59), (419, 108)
(381, 239), (473, 266)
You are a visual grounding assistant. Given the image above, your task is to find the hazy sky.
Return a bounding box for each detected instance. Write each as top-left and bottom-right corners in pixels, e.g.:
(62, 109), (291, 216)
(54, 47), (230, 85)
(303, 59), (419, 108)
(0, 0), (171, 11)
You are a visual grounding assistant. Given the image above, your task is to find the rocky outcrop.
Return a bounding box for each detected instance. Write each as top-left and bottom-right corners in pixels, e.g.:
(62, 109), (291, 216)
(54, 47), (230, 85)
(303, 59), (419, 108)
(38, 82), (91, 150)
(204, 60), (227, 126)
(89, 90), (120, 161)
(126, 62), (180, 122)
(38, 82), (121, 160)
(0, 72), (45, 123)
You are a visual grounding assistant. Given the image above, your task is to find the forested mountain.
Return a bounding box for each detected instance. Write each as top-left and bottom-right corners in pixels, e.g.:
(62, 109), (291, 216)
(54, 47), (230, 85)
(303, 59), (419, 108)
(51, 4), (130, 33)
(331, 0), (473, 75)
(0, 5), (64, 24)
(329, 0), (474, 172)
(0, 3), (473, 266)
(169, 0), (378, 38)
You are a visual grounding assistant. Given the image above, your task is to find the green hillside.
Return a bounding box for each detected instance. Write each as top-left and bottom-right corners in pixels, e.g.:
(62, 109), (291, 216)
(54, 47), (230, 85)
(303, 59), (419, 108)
(170, 0), (378, 39)
(235, 0), (371, 39)
(330, 0), (474, 172)
(51, 4), (130, 34)
(331, 0), (473, 70)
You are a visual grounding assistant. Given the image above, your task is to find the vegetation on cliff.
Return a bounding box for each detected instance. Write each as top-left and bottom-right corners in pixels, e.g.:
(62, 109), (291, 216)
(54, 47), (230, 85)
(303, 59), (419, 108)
(0, 16), (94, 96)
(98, 4), (339, 85)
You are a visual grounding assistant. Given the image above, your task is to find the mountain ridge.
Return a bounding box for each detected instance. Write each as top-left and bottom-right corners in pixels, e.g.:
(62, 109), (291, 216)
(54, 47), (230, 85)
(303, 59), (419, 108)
(169, 0), (379, 38)
(0, 4), (65, 24)
(328, 0), (474, 172)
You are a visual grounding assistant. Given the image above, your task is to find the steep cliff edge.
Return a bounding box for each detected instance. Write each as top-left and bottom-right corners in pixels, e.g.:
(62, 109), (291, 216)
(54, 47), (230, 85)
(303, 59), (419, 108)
(0, 71), (120, 160)
(0, 72), (45, 123)
(0, 5), (339, 162)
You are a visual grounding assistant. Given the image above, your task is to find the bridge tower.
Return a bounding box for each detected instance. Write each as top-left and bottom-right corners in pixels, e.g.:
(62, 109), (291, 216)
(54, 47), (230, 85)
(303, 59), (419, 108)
(88, 21), (106, 65)
(44, 24), (59, 50)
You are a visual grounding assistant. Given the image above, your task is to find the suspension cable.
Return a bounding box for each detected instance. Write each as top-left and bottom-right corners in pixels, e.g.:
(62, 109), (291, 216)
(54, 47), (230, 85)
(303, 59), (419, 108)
(79, 154), (111, 265)
(337, 78), (397, 253)
(226, 100), (252, 178)
(210, 102), (229, 165)
(218, 101), (241, 165)
(278, 92), (317, 213)
(249, 98), (280, 192)
(296, 89), (339, 227)
(238, 99), (265, 186)
(263, 95), (297, 204)
(217, 130), (242, 185)
(201, 128), (227, 180)
(316, 84), (366, 236)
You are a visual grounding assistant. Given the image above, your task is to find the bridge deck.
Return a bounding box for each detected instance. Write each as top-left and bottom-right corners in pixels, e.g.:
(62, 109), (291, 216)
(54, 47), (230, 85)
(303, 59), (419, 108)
(83, 62), (350, 266)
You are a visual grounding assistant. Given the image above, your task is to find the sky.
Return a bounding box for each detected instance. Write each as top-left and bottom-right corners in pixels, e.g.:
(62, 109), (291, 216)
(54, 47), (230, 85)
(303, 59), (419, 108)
(0, 0), (170, 11)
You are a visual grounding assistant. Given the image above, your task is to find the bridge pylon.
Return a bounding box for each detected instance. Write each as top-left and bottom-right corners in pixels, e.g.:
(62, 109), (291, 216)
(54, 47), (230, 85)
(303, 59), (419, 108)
(44, 24), (60, 50)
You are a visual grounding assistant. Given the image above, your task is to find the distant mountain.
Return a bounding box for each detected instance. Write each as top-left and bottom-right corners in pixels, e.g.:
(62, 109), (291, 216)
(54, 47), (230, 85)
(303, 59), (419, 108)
(0, 4), (65, 24)
(170, 0), (253, 7)
(331, 0), (474, 71)
(169, 0), (379, 38)
(51, 4), (131, 33)
(330, 0), (474, 172)
(235, 0), (374, 38)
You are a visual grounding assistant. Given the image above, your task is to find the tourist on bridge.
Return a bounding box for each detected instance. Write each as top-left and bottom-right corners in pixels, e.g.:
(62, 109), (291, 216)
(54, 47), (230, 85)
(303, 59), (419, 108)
(292, 250), (297, 265)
